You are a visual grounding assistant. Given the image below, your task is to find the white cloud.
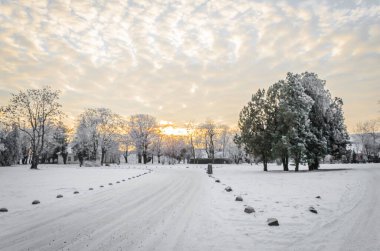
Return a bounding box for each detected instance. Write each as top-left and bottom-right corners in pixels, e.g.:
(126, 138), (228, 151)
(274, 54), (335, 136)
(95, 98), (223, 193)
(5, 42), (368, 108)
(0, 0), (379, 128)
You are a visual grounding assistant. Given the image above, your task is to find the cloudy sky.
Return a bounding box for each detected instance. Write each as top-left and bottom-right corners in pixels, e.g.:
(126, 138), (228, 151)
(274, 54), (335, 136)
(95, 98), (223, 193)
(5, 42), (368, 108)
(0, 0), (379, 130)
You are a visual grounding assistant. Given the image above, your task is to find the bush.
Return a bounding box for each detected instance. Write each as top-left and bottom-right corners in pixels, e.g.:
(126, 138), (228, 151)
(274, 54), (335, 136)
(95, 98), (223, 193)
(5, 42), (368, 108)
(189, 158), (232, 164)
(83, 161), (101, 167)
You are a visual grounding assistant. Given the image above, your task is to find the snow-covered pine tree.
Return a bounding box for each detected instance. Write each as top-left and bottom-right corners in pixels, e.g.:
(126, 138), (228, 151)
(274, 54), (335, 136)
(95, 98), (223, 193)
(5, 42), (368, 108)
(299, 72), (349, 170)
(267, 80), (291, 171)
(238, 89), (273, 171)
(280, 73), (314, 171)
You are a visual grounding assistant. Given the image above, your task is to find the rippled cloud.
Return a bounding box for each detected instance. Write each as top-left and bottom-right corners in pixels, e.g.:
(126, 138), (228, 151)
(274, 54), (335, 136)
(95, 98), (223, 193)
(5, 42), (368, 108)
(0, 0), (379, 129)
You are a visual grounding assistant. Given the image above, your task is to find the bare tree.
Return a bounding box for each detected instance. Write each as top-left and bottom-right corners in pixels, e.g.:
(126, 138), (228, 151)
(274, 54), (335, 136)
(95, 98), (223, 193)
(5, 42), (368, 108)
(75, 108), (121, 165)
(355, 120), (379, 160)
(1, 87), (63, 169)
(151, 132), (163, 164)
(217, 124), (230, 158)
(119, 120), (133, 163)
(49, 121), (71, 164)
(163, 135), (186, 164)
(199, 119), (216, 161)
(128, 114), (157, 164)
(186, 121), (196, 161)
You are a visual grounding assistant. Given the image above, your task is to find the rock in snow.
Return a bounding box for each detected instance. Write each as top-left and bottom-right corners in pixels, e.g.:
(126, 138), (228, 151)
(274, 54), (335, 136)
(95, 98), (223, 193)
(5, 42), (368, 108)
(267, 218), (279, 226)
(116, 181), (120, 183)
(56, 194), (63, 198)
(244, 206), (255, 214)
(316, 196), (321, 199)
(89, 188), (94, 190)
(215, 179), (220, 183)
(32, 200), (40, 205)
(225, 186), (233, 192)
(0, 208), (8, 212)
(74, 191), (79, 194)
(309, 206), (318, 214)
(235, 196), (243, 201)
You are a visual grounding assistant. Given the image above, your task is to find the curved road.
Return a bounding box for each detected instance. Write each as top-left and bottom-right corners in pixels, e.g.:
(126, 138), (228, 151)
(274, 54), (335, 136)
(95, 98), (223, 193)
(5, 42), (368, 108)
(0, 168), (214, 251)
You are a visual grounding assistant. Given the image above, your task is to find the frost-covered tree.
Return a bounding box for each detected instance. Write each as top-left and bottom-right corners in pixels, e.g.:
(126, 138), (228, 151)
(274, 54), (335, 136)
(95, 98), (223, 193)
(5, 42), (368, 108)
(217, 125), (230, 158)
(238, 72), (348, 171)
(0, 123), (20, 166)
(238, 89), (273, 171)
(128, 114), (157, 164)
(186, 121), (196, 161)
(74, 108), (121, 165)
(355, 120), (379, 160)
(326, 97), (350, 160)
(0, 87), (63, 169)
(51, 122), (71, 164)
(267, 81), (290, 171)
(163, 135), (187, 164)
(300, 72), (349, 170)
(151, 132), (163, 164)
(198, 119), (217, 161)
(276, 74), (314, 171)
(229, 130), (245, 164)
(119, 120), (133, 163)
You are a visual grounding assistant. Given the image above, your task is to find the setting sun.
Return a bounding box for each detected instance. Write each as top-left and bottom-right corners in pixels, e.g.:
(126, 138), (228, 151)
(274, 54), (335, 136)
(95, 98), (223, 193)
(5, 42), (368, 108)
(160, 126), (188, 136)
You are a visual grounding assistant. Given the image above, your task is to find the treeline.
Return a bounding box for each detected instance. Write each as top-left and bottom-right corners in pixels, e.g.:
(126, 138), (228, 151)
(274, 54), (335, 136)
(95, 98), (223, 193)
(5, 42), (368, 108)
(352, 120), (380, 163)
(0, 87), (244, 169)
(237, 72), (350, 171)
(74, 111), (244, 166)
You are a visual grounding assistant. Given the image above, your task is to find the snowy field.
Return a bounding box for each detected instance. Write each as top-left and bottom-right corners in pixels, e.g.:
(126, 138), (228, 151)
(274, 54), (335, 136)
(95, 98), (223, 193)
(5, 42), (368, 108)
(0, 163), (379, 251)
(0, 164), (150, 213)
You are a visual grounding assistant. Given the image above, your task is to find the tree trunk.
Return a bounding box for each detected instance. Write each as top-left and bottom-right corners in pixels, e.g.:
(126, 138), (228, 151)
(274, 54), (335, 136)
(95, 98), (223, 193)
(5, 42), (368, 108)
(124, 150), (128, 163)
(314, 157), (319, 170)
(138, 153), (142, 164)
(285, 156), (289, 171)
(143, 152), (147, 164)
(295, 159), (299, 172)
(158, 154), (161, 164)
(308, 162), (313, 171)
(30, 152), (38, 169)
(62, 152), (68, 164)
(263, 161), (268, 171)
(79, 155), (84, 167)
(263, 155), (268, 172)
(101, 149), (106, 166)
(308, 157), (319, 171)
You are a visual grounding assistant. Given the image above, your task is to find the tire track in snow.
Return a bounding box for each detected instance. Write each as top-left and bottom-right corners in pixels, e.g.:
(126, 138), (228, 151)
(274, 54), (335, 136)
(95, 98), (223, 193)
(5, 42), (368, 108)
(0, 168), (211, 251)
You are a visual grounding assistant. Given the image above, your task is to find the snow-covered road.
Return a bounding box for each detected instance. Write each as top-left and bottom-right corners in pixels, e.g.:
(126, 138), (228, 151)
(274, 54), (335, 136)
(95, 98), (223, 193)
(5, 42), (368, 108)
(0, 167), (214, 250)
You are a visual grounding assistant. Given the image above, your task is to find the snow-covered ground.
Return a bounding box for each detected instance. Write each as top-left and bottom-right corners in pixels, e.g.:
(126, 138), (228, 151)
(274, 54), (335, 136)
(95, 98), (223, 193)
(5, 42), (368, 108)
(0, 163), (379, 250)
(0, 164), (149, 213)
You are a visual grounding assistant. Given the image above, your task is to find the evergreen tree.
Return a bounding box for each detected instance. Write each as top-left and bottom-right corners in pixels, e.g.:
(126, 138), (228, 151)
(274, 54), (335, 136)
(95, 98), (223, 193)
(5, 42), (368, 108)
(238, 72), (348, 171)
(238, 89), (273, 171)
(267, 81), (290, 171)
(280, 73), (314, 171)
